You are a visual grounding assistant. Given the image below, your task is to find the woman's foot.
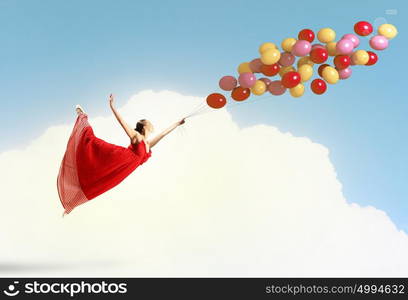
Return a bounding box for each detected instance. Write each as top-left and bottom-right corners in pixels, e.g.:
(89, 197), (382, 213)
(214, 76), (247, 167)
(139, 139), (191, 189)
(75, 104), (85, 115)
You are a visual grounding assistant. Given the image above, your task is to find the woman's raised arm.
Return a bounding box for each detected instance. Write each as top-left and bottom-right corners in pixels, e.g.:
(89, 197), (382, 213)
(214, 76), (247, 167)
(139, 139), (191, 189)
(148, 118), (185, 148)
(109, 94), (139, 141)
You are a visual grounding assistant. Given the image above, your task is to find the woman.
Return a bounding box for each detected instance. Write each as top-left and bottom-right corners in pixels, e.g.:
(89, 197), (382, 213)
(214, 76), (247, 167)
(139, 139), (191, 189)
(57, 94), (186, 216)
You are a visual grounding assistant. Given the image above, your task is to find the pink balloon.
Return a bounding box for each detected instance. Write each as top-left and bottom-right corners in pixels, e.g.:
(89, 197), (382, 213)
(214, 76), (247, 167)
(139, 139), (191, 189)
(312, 43), (325, 50)
(342, 34), (360, 48)
(249, 58), (263, 73)
(259, 77), (272, 87)
(278, 52), (295, 66)
(336, 39), (354, 55)
(238, 72), (256, 88)
(338, 67), (352, 79)
(219, 76), (237, 91)
(291, 40), (312, 57)
(370, 35), (389, 50)
(268, 80), (286, 95)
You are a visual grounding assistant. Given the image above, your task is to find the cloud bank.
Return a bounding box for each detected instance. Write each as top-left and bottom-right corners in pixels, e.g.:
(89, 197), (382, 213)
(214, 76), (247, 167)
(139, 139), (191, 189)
(0, 90), (407, 277)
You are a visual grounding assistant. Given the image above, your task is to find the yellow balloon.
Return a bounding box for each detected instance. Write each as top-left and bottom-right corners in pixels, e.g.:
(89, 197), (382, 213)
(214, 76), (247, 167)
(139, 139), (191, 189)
(290, 83), (305, 98)
(378, 23), (398, 39)
(298, 64), (313, 82)
(279, 66), (295, 77)
(322, 66), (339, 84)
(260, 48), (281, 65)
(317, 28), (336, 43)
(297, 56), (314, 68)
(259, 42), (278, 54)
(281, 38), (297, 52)
(351, 50), (369, 65)
(237, 62), (252, 74)
(326, 41), (337, 56)
(251, 80), (267, 95)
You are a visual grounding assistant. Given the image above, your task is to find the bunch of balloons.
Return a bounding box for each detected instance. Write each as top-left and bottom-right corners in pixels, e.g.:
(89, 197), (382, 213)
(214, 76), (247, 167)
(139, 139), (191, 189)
(206, 21), (398, 109)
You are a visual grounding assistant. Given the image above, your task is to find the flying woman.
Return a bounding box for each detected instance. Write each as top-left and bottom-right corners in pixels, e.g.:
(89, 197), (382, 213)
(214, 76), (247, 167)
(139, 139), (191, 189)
(57, 94), (185, 216)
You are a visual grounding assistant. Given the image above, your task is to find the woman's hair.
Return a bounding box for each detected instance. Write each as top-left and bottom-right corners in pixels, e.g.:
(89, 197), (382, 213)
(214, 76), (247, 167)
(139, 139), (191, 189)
(135, 119), (148, 135)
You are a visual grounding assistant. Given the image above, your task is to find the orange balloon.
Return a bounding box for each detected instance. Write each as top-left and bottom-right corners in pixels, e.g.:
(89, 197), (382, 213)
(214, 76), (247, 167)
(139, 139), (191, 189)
(231, 86), (251, 101)
(206, 93), (227, 109)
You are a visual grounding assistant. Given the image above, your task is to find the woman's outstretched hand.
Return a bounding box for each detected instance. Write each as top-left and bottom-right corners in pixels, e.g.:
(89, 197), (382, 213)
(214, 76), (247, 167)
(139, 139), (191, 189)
(177, 117), (186, 126)
(109, 93), (115, 107)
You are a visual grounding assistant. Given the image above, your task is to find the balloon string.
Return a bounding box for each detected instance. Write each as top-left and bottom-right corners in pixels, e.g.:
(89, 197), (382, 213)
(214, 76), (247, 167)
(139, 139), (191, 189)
(185, 102), (210, 118)
(187, 105), (211, 117)
(186, 93), (275, 118)
(187, 101), (207, 116)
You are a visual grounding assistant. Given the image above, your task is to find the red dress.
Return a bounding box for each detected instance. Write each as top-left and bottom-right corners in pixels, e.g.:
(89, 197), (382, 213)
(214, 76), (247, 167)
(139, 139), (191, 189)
(57, 113), (152, 216)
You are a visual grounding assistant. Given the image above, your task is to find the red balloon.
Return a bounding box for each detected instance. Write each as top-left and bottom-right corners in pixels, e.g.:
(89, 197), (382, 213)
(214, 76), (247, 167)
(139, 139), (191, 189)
(366, 51), (378, 66)
(354, 21), (373, 36)
(206, 93), (227, 109)
(231, 86), (250, 101)
(261, 63), (280, 76)
(334, 55), (351, 70)
(310, 79), (327, 95)
(310, 47), (328, 64)
(298, 29), (315, 42)
(281, 71), (301, 88)
(318, 64), (330, 77)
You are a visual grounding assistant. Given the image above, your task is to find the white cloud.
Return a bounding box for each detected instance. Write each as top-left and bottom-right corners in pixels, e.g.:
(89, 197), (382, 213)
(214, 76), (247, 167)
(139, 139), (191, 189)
(0, 90), (407, 277)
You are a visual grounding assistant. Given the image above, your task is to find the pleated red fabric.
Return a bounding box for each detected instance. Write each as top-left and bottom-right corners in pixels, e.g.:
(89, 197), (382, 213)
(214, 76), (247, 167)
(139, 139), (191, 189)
(57, 113), (152, 216)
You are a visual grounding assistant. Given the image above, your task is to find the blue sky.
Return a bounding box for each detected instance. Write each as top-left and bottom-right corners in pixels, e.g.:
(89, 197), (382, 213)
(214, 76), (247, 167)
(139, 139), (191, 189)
(1, 0), (407, 230)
